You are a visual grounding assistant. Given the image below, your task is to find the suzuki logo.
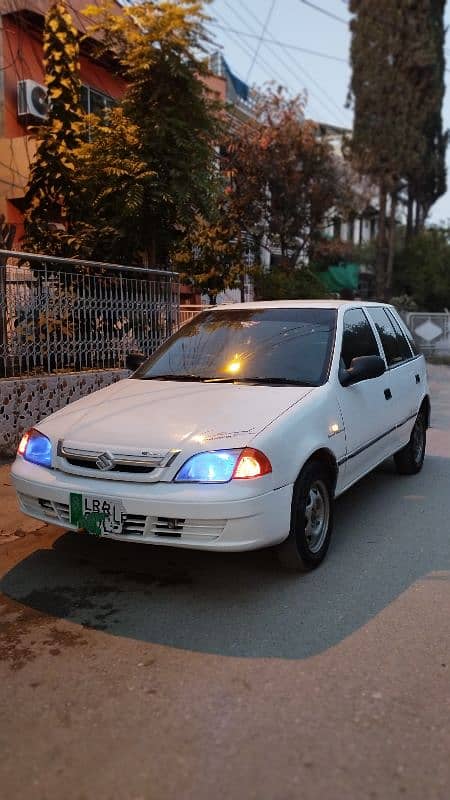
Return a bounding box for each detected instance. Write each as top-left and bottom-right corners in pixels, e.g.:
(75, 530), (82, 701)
(95, 452), (115, 471)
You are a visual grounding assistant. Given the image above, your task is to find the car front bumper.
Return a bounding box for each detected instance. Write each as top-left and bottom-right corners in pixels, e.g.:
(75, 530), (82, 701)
(11, 458), (292, 552)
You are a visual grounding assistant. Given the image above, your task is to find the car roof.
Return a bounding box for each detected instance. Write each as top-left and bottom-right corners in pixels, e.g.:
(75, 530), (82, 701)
(207, 300), (391, 312)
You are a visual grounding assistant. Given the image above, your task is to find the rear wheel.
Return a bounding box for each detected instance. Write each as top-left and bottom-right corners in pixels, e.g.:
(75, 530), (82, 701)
(276, 460), (334, 571)
(394, 410), (426, 475)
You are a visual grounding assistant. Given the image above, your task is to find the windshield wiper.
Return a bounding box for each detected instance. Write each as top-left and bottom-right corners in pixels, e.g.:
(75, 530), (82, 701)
(141, 374), (206, 382)
(239, 377), (316, 386)
(140, 374), (315, 386)
(206, 377), (316, 387)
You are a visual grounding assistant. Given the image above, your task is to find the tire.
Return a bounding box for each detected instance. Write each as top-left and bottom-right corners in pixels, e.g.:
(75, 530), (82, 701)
(276, 460), (334, 571)
(394, 410), (426, 475)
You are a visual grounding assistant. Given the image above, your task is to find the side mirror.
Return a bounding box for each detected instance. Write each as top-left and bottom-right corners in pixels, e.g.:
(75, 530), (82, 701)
(125, 351), (146, 372)
(340, 355), (385, 387)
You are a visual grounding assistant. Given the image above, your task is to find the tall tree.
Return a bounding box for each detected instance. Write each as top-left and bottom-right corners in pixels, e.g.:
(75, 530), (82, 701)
(84, 0), (220, 267)
(348, 0), (448, 298)
(406, 0), (447, 236)
(23, 0), (83, 255)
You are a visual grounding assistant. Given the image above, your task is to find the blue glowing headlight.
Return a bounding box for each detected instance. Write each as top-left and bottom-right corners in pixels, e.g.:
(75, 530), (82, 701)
(174, 450), (241, 483)
(22, 430), (52, 468)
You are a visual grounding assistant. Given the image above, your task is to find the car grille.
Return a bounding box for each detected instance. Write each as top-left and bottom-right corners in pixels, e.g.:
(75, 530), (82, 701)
(64, 456), (155, 475)
(57, 443), (180, 482)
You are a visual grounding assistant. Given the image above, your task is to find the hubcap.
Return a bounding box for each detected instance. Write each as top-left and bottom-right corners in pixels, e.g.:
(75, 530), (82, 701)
(304, 480), (330, 554)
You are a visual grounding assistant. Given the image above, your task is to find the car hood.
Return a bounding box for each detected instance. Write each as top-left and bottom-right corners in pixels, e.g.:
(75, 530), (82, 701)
(38, 377), (314, 452)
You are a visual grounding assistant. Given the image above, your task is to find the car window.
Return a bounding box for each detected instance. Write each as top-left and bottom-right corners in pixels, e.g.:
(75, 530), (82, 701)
(133, 308), (337, 387)
(386, 308), (418, 356)
(367, 307), (412, 366)
(341, 308), (380, 370)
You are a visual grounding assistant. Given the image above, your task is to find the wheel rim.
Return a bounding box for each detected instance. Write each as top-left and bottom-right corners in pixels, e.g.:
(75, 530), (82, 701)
(412, 417), (425, 465)
(304, 480), (330, 554)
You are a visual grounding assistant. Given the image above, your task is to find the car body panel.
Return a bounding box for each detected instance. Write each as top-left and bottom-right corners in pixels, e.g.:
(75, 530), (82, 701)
(37, 377), (315, 459)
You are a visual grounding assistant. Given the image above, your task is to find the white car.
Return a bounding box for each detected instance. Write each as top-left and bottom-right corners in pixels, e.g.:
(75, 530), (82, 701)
(12, 301), (429, 571)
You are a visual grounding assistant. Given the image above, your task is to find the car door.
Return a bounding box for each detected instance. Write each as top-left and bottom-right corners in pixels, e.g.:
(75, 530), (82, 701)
(335, 307), (395, 488)
(366, 306), (422, 450)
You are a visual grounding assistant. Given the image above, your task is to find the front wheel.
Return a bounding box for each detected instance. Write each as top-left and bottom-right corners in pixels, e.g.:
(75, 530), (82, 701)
(276, 461), (334, 571)
(394, 410), (426, 475)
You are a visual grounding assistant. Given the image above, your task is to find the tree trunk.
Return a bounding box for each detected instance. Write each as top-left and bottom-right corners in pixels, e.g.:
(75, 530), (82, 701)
(0, 218), (16, 378)
(414, 201), (422, 235)
(386, 190), (397, 296)
(375, 183), (388, 300)
(406, 186), (414, 242)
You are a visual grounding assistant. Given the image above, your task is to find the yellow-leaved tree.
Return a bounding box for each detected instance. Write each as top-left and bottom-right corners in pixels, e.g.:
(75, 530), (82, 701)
(77, 0), (221, 267)
(23, 0), (83, 256)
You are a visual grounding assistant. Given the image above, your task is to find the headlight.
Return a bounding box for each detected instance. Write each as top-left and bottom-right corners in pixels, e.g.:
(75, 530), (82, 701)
(174, 448), (271, 483)
(17, 429), (52, 468)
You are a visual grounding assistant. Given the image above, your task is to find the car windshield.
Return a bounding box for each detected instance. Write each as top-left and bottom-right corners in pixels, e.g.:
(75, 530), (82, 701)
(133, 308), (337, 387)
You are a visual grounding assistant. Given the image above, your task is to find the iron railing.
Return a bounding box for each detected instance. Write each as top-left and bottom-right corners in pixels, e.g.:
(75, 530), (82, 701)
(0, 250), (180, 378)
(178, 304), (204, 327)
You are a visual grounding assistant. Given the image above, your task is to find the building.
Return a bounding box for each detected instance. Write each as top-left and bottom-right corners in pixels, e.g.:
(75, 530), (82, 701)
(0, 0), (126, 242)
(318, 122), (380, 248)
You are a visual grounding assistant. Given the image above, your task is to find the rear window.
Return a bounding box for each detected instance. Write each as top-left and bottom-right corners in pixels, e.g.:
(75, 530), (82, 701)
(367, 307), (413, 366)
(386, 309), (418, 356)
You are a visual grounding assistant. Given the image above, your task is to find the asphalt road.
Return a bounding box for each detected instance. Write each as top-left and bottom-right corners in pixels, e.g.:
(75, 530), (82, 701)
(1, 364), (450, 800)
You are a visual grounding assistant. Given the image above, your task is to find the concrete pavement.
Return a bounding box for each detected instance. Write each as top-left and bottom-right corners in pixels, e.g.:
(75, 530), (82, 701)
(1, 364), (450, 799)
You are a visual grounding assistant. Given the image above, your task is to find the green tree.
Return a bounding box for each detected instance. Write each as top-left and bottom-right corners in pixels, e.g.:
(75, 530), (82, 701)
(70, 109), (156, 262)
(394, 226), (450, 311)
(23, 0), (83, 255)
(348, 0), (448, 298)
(254, 265), (329, 301)
(172, 204), (247, 304)
(406, 1), (448, 236)
(83, 0), (220, 266)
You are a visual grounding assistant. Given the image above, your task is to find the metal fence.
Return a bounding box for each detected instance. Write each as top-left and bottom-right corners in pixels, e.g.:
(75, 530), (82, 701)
(400, 311), (450, 358)
(0, 250), (180, 378)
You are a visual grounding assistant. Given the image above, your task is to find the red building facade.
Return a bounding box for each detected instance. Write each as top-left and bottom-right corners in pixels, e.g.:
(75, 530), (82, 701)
(0, 0), (126, 241)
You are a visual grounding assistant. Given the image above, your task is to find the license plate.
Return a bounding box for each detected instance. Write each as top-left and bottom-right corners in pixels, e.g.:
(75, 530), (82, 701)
(69, 493), (126, 536)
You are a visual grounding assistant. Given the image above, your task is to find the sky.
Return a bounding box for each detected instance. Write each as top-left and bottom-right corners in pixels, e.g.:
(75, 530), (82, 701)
(208, 0), (450, 225)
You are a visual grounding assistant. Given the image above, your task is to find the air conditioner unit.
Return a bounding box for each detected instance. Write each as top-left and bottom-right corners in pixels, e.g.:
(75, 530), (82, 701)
(17, 80), (49, 120)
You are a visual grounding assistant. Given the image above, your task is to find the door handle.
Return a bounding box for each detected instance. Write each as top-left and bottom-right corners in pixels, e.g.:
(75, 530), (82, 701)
(415, 374), (421, 384)
(384, 388), (392, 400)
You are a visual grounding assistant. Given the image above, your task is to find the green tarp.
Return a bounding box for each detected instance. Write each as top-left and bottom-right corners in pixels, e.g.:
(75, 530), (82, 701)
(319, 263), (360, 293)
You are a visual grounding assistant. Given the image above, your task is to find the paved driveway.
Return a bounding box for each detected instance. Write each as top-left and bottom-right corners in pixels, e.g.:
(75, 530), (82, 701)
(1, 364), (450, 799)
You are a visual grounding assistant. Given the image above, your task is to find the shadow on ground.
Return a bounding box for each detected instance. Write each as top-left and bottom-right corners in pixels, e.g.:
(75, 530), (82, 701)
(2, 454), (450, 659)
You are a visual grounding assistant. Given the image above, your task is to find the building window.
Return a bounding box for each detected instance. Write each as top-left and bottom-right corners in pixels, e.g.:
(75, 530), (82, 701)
(81, 85), (116, 118)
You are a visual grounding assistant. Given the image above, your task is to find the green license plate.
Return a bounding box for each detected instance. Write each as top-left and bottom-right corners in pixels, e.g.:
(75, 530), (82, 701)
(69, 493), (126, 537)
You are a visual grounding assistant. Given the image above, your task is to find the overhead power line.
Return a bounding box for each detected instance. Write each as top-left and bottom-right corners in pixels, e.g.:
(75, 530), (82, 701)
(213, 10), (299, 93)
(246, 0), (277, 82)
(212, 23), (348, 64)
(298, 0), (348, 25)
(221, 0), (350, 125)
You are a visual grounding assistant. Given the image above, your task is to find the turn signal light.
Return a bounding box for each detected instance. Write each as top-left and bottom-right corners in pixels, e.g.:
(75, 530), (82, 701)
(17, 431), (31, 456)
(233, 448), (272, 479)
